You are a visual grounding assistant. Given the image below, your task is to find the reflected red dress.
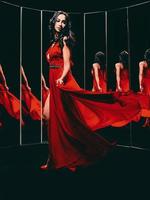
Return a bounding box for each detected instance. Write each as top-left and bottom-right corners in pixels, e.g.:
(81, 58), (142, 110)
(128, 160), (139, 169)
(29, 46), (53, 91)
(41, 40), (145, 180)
(46, 42), (141, 169)
(0, 83), (20, 120)
(22, 84), (41, 120)
(142, 67), (150, 95)
(138, 67), (150, 117)
(116, 68), (129, 92)
(92, 69), (107, 92)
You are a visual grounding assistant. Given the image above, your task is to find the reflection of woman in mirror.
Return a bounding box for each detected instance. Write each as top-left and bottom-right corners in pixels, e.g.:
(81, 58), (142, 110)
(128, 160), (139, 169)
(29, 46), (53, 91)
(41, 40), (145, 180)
(91, 51), (107, 93)
(0, 64), (21, 124)
(21, 66), (41, 121)
(42, 74), (50, 121)
(40, 11), (141, 172)
(138, 49), (150, 127)
(115, 50), (129, 93)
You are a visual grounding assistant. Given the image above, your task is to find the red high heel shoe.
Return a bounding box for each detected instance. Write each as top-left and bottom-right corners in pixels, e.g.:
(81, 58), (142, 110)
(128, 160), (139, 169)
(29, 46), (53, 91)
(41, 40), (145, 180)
(40, 157), (50, 171)
(67, 167), (76, 172)
(40, 164), (49, 170)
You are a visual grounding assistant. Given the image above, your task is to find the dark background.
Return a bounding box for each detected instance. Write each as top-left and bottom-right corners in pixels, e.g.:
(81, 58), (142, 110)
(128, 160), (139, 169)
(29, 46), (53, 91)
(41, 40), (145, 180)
(2, 0), (147, 12)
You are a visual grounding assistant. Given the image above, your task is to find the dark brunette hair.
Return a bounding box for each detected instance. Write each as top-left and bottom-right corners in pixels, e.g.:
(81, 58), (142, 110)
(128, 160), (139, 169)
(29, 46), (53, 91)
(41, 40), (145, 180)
(93, 51), (105, 70)
(119, 50), (128, 68)
(144, 48), (150, 60)
(49, 11), (75, 49)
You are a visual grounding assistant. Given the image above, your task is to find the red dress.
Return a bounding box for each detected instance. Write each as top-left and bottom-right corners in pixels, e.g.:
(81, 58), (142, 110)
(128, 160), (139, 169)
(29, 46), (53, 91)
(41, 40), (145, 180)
(92, 69), (107, 92)
(116, 68), (129, 92)
(46, 42), (141, 169)
(142, 67), (150, 95)
(138, 67), (150, 117)
(0, 83), (20, 121)
(21, 84), (41, 120)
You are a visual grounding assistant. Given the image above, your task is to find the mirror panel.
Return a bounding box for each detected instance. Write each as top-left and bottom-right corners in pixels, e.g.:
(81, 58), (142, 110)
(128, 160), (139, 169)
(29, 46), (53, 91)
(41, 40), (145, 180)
(0, 2), (20, 147)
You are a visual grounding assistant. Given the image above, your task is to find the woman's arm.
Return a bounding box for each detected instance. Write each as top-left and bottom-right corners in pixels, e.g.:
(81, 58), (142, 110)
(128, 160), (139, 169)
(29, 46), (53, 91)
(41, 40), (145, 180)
(139, 61), (144, 92)
(21, 66), (31, 91)
(115, 63), (122, 92)
(0, 64), (9, 90)
(56, 37), (71, 85)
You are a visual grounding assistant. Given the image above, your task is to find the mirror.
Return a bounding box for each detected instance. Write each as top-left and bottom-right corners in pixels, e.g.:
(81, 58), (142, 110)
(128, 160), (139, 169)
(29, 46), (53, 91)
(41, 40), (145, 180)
(84, 9), (132, 146)
(84, 12), (106, 91)
(21, 8), (41, 144)
(106, 8), (131, 146)
(0, 2), (20, 147)
(129, 2), (150, 150)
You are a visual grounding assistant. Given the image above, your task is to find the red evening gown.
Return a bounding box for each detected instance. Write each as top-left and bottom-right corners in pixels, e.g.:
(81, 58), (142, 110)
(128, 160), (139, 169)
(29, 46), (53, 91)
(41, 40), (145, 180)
(116, 68), (129, 93)
(21, 84), (41, 120)
(46, 42), (141, 169)
(92, 69), (107, 92)
(0, 83), (20, 121)
(142, 67), (150, 95)
(138, 67), (150, 117)
(112, 68), (133, 126)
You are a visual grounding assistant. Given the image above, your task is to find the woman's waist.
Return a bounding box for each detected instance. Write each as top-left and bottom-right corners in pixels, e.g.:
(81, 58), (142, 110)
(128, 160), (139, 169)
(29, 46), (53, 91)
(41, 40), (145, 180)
(49, 59), (64, 67)
(49, 65), (62, 69)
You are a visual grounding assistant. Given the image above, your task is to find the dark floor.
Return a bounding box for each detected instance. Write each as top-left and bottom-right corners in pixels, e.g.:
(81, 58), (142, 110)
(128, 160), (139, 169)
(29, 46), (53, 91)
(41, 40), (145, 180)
(0, 144), (150, 200)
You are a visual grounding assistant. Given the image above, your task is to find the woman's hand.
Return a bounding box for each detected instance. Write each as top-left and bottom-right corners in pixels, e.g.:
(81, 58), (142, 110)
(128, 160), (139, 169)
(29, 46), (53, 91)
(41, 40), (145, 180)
(44, 86), (49, 91)
(4, 84), (9, 91)
(97, 85), (102, 92)
(26, 84), (31, 91)
(56, 78), (64, 86)
(117, 86), (122, 92)
(140, 85), (144, 92)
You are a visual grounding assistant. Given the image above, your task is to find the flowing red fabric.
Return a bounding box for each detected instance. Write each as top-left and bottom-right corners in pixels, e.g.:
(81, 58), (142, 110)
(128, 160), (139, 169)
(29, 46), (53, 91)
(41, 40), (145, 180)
(46, 42), (141, 169)
(0, 83), (20, 120)
(112, 68), (139, 126)
(92, 69), (107, 92)
(22, 84), (41, 120)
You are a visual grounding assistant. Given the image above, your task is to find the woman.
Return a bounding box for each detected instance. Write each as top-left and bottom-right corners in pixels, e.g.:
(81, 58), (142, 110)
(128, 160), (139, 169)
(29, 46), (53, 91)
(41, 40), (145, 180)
(91, 51), (107, 93)
(138, 48), (150, 127)
(115, 50), (129, 93)
(113, 50), (142, 127)
(41, 11), (141, 172)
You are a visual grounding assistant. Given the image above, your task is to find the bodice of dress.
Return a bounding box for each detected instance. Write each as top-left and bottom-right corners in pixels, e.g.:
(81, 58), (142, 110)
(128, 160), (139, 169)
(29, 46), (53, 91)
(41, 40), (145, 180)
(46, 42), (73, 67)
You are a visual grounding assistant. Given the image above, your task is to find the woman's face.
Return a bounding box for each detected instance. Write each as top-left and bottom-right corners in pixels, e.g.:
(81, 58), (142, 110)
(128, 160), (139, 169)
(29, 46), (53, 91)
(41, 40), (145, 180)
(54, 14), (67, 33)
